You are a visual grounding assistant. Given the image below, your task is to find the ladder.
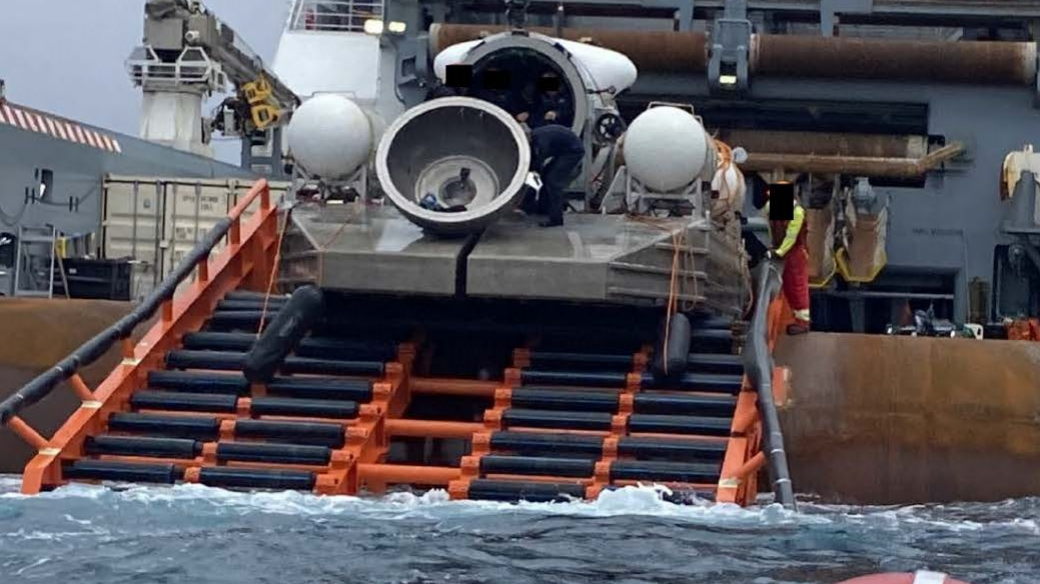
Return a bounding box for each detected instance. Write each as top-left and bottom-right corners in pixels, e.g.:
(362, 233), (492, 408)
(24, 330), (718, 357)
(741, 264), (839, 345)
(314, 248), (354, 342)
(13, 225), (57, 298)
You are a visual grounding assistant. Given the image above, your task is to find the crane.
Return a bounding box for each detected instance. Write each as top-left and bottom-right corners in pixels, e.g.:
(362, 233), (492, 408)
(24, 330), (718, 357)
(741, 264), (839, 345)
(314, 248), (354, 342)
(127, 0), (300, 160)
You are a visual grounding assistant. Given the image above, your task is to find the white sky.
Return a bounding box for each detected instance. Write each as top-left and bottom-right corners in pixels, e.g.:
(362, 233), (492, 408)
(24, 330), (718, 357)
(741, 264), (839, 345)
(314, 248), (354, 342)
(0, 0), (292, 163)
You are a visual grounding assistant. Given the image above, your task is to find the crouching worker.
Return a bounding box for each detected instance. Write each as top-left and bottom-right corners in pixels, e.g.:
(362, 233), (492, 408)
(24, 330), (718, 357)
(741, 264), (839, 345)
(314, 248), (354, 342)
(521, 123), (584, 227)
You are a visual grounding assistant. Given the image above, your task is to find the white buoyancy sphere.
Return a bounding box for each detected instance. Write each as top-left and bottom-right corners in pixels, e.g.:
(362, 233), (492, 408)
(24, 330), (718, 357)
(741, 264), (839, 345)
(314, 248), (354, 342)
(624, 106), (711, 192)
(286, 94), (374, 180)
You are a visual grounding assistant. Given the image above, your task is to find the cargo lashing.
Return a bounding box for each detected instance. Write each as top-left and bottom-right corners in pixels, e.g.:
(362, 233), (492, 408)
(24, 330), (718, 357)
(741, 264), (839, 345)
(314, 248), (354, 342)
(1, 180), (794, 509)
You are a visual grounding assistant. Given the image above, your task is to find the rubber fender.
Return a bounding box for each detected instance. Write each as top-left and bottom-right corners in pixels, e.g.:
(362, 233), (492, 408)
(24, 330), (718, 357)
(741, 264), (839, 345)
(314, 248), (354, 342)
(243, 285), (325, 383)
(652, 312), (691, 382)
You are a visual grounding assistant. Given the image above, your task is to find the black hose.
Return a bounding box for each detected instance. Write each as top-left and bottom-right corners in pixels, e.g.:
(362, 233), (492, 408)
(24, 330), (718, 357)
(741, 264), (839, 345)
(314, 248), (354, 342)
(742, 258), (797, 510)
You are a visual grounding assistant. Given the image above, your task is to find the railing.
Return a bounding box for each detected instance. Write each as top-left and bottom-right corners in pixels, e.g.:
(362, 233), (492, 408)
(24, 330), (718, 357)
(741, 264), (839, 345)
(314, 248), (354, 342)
(288, 0), (385, 33)
(0, 180), (276, 452)
(742, 258), (796, 509)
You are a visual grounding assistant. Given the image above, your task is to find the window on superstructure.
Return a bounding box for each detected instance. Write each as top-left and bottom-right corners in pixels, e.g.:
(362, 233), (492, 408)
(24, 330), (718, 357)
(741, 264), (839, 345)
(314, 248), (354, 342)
(290, 0), (385, 32)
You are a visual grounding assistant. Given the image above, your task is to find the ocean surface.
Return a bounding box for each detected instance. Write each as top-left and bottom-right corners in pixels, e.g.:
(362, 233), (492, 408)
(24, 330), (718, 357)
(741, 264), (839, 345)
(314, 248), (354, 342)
(0, 476), (1037, 584)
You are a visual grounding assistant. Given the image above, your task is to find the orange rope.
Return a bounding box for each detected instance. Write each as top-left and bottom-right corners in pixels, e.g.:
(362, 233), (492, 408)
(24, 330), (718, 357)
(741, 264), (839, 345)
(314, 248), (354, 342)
(256, 205), (293, 337)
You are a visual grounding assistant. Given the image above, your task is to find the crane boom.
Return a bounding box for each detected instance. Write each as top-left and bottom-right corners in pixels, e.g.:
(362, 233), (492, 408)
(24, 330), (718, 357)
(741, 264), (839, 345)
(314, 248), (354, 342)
(128, 0), (300, 157)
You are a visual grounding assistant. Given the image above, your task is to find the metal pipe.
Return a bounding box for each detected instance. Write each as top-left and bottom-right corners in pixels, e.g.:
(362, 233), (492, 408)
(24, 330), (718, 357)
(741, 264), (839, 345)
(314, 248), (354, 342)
(752, 35), (1037, 85)
(428, 23), (707, 74)
(717, 130), (928, 159)
(429, 24), (1037, 86)
(742, 142), (963, 178)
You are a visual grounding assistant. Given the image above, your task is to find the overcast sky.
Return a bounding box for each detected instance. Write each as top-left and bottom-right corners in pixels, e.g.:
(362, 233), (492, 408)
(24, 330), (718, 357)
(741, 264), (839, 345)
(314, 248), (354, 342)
(0, 0), (292, 163)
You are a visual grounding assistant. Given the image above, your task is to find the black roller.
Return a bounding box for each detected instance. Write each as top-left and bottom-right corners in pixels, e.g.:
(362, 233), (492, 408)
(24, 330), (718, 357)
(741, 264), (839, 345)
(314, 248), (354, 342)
(250, 396), (359, 419)
(182, 331), (258, 352)
(526, 351), (634, 372)
(687, 353), (744, 375)
(633, 393), (737, 417)
(480, 455), (595, 478)
(281, 356), (384, 377)
(466, 479), (586, 503)
(653, 312), (692, 383)
(687, 313), (734, 331)
(85, 435), (201, 459)
(106, 412), (220, 440)
(205, 310), (275, 331)
(610, 460), (721, 484)
(627, 414), (733, 437)
(294, 337), (399, 362)
(690, 328), (734, 350)
(520, 370), (628, 388)
(216, 441), (331, 466)
(183, 333), (398, 362)
(490, 431), (605, 457)
(224, 290), (291, 303)
(147, 370), (249, 395)
(216, 299), (289, 312)
(63, 459), (183, 484)
(165, 350), (245, 371)
(617, 436), (728, 461)
(130, 390), (238, 413)
(510, 388), (619, 412)
(243, 285), (325, 383)
(502, 408), (613, 431)
(266, 376), (373, 402)
(641, 372), (744, 394)
(234, 419), (345, 447)
(198, 467), (316, 490)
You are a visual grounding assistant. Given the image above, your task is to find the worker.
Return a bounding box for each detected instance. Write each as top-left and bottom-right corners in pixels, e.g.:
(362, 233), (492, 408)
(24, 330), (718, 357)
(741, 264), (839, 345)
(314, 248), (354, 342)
(522, 123), (585, 227)
(758, 184), (811, 335)
(516, 72), (571, 129)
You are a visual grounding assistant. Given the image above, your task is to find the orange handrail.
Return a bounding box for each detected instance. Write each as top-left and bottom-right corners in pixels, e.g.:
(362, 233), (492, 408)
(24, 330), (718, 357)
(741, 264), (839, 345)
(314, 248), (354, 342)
(12, 179), (280, 494)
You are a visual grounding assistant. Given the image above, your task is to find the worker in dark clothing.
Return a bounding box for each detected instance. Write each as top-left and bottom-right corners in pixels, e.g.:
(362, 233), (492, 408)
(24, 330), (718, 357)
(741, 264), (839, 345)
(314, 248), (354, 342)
(523, 123), (585, 227)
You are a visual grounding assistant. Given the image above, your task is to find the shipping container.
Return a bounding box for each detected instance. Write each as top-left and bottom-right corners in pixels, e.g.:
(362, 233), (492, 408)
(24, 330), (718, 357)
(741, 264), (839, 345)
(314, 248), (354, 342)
(101, 175), (291, 300)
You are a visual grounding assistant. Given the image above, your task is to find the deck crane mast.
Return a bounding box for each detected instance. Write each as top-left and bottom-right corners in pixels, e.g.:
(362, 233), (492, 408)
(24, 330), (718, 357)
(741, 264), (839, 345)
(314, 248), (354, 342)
(127, 0), (300, 170)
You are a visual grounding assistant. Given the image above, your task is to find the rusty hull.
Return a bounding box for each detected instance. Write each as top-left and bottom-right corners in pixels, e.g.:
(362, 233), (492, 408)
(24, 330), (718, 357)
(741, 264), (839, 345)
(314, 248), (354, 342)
(0, 299), (139, 474)
(430, 24), (1037, 85)
(775, 332), (1040, 504)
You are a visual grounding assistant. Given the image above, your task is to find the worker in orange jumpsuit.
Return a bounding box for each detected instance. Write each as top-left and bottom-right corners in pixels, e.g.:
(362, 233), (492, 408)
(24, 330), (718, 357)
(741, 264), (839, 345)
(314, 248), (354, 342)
(761, 186), (811, 335)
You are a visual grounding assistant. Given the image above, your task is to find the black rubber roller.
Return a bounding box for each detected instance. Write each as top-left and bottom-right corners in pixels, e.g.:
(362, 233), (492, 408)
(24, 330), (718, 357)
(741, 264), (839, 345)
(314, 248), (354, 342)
(501, 409), (613, 431)
(617, 436), (728, 461)
(687, 353), (744, 375)
(106, 412), (220, 440)
(165, 350), (245, 372)
(206, 310), (274, 331)
(690, 328), (734, 350)
(198, 467), (316, 491)
(244, 285), (325, 383)
(490, 431), (605, 457)
(266, 377), (373, 402)
(224, 290), (291, 303)
(480, 455), (595, 478)
(250, 396), (359, 419)
(633, 393), (737, 417)
(466, 479), (586, 503)
(520, 370), (628, 388)
(130, 390), (238, 413)
(510, 388), (619, 412)
(147, 370), (249, 395)
(85, 435), (201, 459)
(627, 414), (733, 437)
(216, 298), (288, 312)
(281, 356), (384, 377)
(234, 419), (345, 447)
(526, 351), (634, 372)
(641, 372), (744, 394)
(610, 460), (721, 484)
(653, 312), (691, 383)
(216, 442), (331, 466)
(63, 460), (184, 484)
